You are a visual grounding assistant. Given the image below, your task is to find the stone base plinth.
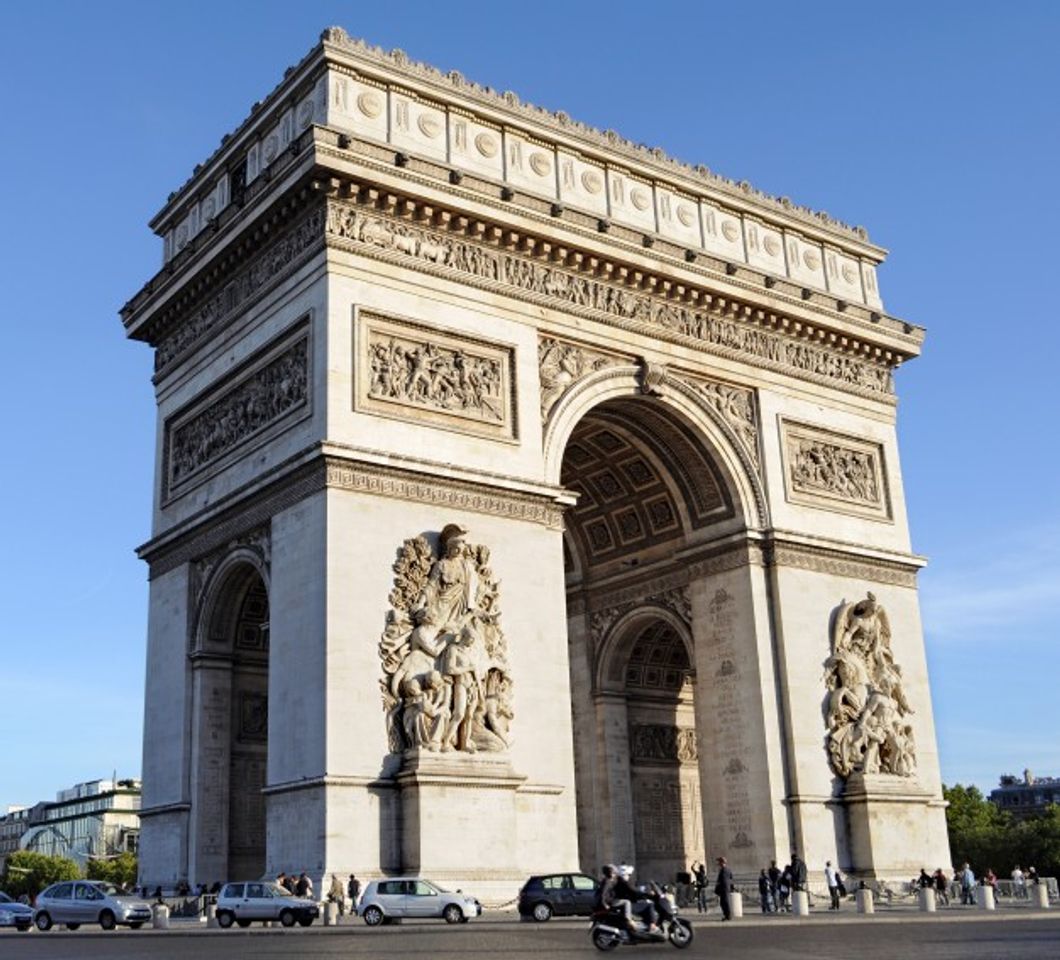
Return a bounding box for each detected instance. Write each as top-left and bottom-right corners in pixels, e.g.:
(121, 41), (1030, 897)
(842, 774), (948, 879)
(977, 886), (995, 910)
(856, 888), (874, 913)
(730, 892), (743, 918)
(792, 890), (810, 915)
(395, 751), (527, 900)
(918, 887), (935, 912)
(1034, 883), (1050, 909)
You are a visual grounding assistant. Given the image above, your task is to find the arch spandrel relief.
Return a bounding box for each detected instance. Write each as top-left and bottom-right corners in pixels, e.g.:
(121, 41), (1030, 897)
(824, 592), (917, 779)
(379, 524), (513, 756)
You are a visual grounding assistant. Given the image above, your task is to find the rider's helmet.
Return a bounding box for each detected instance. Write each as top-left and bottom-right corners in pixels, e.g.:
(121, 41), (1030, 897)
(601, 864), (617, 878)
(618, 864), (635, 881)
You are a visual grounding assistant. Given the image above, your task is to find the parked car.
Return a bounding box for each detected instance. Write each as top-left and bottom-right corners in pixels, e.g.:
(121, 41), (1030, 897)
(215, 881), (319, 928)
(34, 880), (151, 931)
(518, 872), (599, 921)
(0, 892), (33, 931)
(359, 878), (481, 925)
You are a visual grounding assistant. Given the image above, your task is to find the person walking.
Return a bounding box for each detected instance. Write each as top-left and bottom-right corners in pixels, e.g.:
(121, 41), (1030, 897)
(1011, 865), (1026, 900)
(690, 861), (708, 914)
(960, 863), (976, 905)
(758, 869), (774, 913)
(714, 857), (734, 921)
(790, 853), (808, 893)
(328, 873), (346, 916)
(347, 874), (361, 916)
(933, 868), (949, 906)
(777, 862), (792, 913)
(825, 861), (841, 910)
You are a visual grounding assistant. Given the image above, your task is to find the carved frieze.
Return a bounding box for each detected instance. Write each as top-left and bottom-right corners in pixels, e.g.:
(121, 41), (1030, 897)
(589, 586), (692, 648)
(379, 525), (513, 756)
(238, 692), (269, 743)
(190, 524), (272, 618)
(680, 375), (760, 470)
(166, 333), (309, 496)
(156, 204), (325, 372)
(357, 312), (515, 440)
(327, 199), (894, 398)
(824, 592), (917, 779)
(630, 723), (698, 763)
(781, 419), (891, 520)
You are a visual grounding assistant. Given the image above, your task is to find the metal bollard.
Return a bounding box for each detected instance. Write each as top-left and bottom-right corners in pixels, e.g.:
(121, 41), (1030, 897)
(792, 890), (810, 916)
(918, 888), (936, 912)
(206, 903), (219, 927)
(856, 888), (874, 914)
(976, 886), (996, 911)
(1033, 884), (1050, 909)
(324, 901), (339, 926)
(152, 903), (170, 929)
(729, 892), (743, 919)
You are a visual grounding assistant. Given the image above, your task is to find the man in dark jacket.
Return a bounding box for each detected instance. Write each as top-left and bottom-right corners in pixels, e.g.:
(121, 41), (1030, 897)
(715, 857), (734, 920)
(790, 853), (808, 892)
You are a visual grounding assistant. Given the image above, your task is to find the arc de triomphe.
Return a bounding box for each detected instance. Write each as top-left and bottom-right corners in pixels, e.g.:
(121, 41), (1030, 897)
(122, 27), (949, 895)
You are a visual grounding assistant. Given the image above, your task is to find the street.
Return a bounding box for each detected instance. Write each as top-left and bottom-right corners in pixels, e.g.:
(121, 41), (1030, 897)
(1, 914), (1058, 960)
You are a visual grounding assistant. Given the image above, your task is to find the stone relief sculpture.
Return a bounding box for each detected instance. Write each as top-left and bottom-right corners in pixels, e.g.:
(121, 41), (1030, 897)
(630, 723), (698, 763)
(379, 525), (513, 755)
(824, 592), (916, 778)
(790, 437), (880, 506)
(537, 338), (623, 421)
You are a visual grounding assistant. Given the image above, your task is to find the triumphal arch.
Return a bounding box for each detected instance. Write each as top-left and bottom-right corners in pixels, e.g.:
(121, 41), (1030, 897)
(122, 28), (949, 894)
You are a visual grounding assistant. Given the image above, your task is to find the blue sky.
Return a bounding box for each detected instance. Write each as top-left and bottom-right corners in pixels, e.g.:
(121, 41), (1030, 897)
(1, 1), (1057, 807)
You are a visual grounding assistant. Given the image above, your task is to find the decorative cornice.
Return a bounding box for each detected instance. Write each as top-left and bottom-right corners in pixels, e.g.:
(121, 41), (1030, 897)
(326, 192), (897, 399)
(767, 540), (919, 588)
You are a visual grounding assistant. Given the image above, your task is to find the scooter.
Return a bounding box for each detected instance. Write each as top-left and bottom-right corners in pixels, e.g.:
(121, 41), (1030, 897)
(589, 898), (694, 951)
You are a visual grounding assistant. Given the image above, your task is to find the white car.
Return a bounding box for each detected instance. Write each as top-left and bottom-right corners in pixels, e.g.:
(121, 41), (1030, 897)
(359, 878), (481, 925)
(215, 881), (319, 928)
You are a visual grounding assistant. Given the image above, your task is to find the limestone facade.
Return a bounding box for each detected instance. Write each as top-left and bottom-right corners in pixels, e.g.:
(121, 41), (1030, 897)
(122, 27), (949, 897)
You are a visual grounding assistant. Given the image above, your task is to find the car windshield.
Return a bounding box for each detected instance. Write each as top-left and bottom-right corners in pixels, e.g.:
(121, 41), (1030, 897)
(0, 892), (11, 903)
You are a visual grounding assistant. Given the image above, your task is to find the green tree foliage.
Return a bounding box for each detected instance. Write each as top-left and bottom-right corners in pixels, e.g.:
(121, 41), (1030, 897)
(945, 784), (1060, 878)
(86, 853), (138, 890)
(0, 851), (81, 900)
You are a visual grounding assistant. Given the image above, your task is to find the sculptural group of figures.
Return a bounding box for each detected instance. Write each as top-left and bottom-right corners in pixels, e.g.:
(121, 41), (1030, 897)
(791, 439), (879, 504)
(824, 592), (917, 778)
(379, 525), (513, 755)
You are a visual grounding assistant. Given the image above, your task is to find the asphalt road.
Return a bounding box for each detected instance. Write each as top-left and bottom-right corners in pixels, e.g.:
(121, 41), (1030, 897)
(2, 914), (1059, 960)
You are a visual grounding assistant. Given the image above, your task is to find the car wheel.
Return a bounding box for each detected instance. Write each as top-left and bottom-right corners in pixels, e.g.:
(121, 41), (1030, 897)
(532, 901), (553, 922)
(236, 919), (251, 928)
(297, 917), (313, 927)
(129, 922), (144, 930)
(217, 911), (235, 929)
(66, 923), (81, 930)
(362, 905), (384, 926)
(279, 909), (296, 928)
(443, 904), (464, 924)
(99, 910), (116, 931)
(35, 912), (52, 931)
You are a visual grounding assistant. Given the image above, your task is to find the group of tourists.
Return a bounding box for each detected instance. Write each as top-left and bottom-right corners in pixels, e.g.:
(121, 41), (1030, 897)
(275, 871), (314, 899)
(945, 863), (1040, 905)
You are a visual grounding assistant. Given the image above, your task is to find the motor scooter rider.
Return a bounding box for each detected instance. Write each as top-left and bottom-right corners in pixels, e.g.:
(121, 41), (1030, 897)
(616, 865), (659, 932)
(596, 864), (635, 931)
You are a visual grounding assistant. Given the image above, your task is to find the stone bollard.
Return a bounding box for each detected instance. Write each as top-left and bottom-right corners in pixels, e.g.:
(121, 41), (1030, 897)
(856, 888), (874, 914)
(729, 892), (743, 919)
(324, 901), (339, 926)
(918, 888), (936, 912)
(1033, 884), (1050, 909)
(792, 890), (810, 916)
(152, 903), (170, 929)
(976, 886), (996, 911)
(206, 903), (219, 928)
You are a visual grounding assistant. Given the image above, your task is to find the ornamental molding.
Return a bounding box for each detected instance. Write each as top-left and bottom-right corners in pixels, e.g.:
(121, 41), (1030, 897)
(780, 418), (891, 521)
(190, 523), (272, 617)
(768, 542), (919, 588)
(325, 195), (896, 400)
(686, 540), (766, 580)
(154, 200), (325, 373)
(163, 326), (310, 500)
(588, 585), (692, 648)
(358, 310), (517, 441)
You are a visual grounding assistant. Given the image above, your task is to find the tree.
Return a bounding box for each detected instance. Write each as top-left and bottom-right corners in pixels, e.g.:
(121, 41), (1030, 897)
(86, 853), (138, 890)
(0, 851), (80, 900)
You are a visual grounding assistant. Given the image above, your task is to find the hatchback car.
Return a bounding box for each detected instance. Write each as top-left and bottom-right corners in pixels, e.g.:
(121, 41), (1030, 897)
(359, 878), (480, 925)
(34, 880), (151, 931)
(215, 881), (319, 928)
(518, 872), (599, 921)
(0, 892), (33, 932)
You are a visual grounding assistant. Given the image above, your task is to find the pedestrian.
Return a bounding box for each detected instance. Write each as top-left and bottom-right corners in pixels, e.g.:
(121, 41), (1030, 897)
(295, 872), (310, 898)
(329, 873), (346, 915)
(758, 869), (774, 913)
(777, 862), (792, 913)
(790, 853), (808, 893)
(714, 857), (734, 921)
(960, 863), (976, 905)
(933, 868), (949, 906)
(825, 861), (841, 910)
(918, 869), (933, 889)
(690, 861), (708, 914)
(1011, 865), (1026, 900)
(1028, 865), (1039, 885)
(348, 874), (361, 916)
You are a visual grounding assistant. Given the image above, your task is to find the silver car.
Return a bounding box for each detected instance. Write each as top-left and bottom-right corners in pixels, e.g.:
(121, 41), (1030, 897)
(215, 881), (319, 928)
(34, 880), (151, 931)
(0, 892), (34, 931)
(359, 878), (481, 925)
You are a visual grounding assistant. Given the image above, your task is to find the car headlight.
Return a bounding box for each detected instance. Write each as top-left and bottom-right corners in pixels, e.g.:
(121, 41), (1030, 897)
(0, 909), (12, 922)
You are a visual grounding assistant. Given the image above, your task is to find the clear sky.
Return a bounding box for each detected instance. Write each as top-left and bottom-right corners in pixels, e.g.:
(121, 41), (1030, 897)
(1, 1), (1057, 808)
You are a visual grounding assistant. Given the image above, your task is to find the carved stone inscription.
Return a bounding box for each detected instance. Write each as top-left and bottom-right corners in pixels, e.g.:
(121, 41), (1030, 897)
(379, 524), (514, 756)
(167, 336), (309, 493)
(704, 587), (754, 850)
(327, 201), (894, 397)
(359, 314), (515, 440)
(782, 420), (890, 520)
(824, 592), (916, 779)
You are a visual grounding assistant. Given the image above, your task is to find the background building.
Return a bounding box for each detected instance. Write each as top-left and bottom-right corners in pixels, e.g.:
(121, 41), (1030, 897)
(991, 771), (1060, 820)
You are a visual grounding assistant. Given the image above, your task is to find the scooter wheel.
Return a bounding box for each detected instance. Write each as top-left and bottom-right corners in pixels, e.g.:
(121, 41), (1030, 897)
(668, 919), (694, 948)
(592, 928), (621, 951)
